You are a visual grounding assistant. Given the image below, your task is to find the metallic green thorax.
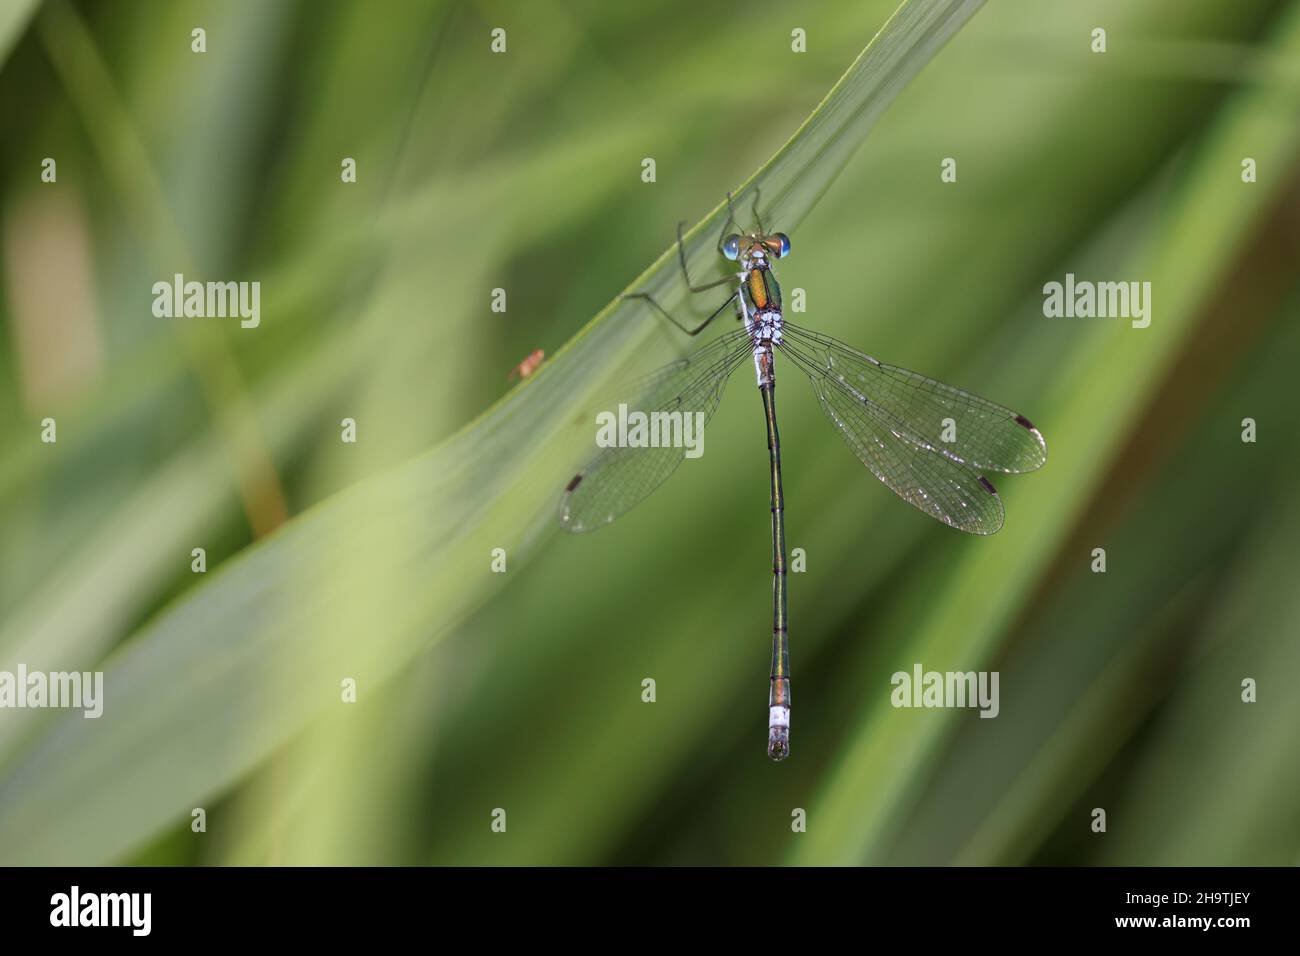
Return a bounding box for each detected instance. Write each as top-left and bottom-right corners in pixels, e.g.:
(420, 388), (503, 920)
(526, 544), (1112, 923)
(743, 262), (782, 314)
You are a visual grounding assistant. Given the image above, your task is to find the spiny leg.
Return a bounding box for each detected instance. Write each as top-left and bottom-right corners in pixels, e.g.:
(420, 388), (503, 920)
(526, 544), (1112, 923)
(715, 191), (741, 255)
(624, 196), (740, 335)
(621, 250), (732, 335)
(622, 289), (738, 337)
(676, 219), (737, 295)
(750, 186), (766, 235)
(625, 189), (755, 336)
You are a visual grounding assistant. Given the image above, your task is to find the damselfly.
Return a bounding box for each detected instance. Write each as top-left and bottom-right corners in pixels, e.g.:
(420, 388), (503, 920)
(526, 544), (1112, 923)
(559, 194), (1047, 761)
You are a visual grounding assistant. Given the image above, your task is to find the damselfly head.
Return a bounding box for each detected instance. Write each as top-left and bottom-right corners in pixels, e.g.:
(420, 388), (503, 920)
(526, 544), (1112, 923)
(723, 232), (791, 262)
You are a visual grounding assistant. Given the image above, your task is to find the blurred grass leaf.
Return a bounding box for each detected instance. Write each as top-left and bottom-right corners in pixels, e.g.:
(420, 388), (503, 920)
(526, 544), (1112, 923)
(0, 0), (40, 68)
(792, 0), (1300, 864)
(0, 0), (987, 864)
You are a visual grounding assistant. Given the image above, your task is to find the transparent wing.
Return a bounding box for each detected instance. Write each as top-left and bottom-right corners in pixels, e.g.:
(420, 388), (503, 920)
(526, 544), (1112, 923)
(781, 321), (1047, 474)
(778, 332), (1008, 535)
(559, 329), (751, 533)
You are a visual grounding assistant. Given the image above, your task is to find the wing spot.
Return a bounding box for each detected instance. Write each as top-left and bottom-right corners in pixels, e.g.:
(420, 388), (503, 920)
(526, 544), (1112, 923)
(565, 473), (584, 492)
(977, 475), (998, 496)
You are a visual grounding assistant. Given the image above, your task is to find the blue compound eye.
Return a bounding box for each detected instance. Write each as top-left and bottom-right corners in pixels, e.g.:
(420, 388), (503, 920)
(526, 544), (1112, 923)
(722, 234), (741, 261)
(775, 233), (791, 258)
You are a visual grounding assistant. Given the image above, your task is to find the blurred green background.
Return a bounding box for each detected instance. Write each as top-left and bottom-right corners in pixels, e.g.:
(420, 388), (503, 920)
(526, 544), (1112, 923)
(1, 0), (1298, 865)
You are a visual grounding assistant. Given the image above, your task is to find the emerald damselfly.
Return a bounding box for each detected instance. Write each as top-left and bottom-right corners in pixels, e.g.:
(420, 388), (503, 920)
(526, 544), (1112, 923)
(559, 195), (1047, 761)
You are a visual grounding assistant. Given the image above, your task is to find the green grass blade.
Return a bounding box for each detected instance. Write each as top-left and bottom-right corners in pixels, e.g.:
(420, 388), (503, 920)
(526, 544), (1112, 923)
(790, 0), (1300, 865)
(0, 0), (986, 864)
(0, 0), (39, 69)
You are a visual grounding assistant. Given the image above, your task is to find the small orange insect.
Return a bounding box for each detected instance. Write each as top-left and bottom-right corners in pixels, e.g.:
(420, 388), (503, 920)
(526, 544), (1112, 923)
(508, 348), (544, 382)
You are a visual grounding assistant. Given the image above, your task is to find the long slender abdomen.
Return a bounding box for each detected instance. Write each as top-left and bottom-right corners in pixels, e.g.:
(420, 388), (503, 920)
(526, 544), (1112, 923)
(760, 376), (790, 761)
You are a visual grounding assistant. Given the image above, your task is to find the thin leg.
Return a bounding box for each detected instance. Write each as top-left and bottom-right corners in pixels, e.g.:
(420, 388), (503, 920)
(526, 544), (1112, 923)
(676, 219), (736, 295)
(715, 191), (741, 255)
(622, 289), (738, 337)
(626, 190), (745, 336)
(750, 186), (766, 235)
